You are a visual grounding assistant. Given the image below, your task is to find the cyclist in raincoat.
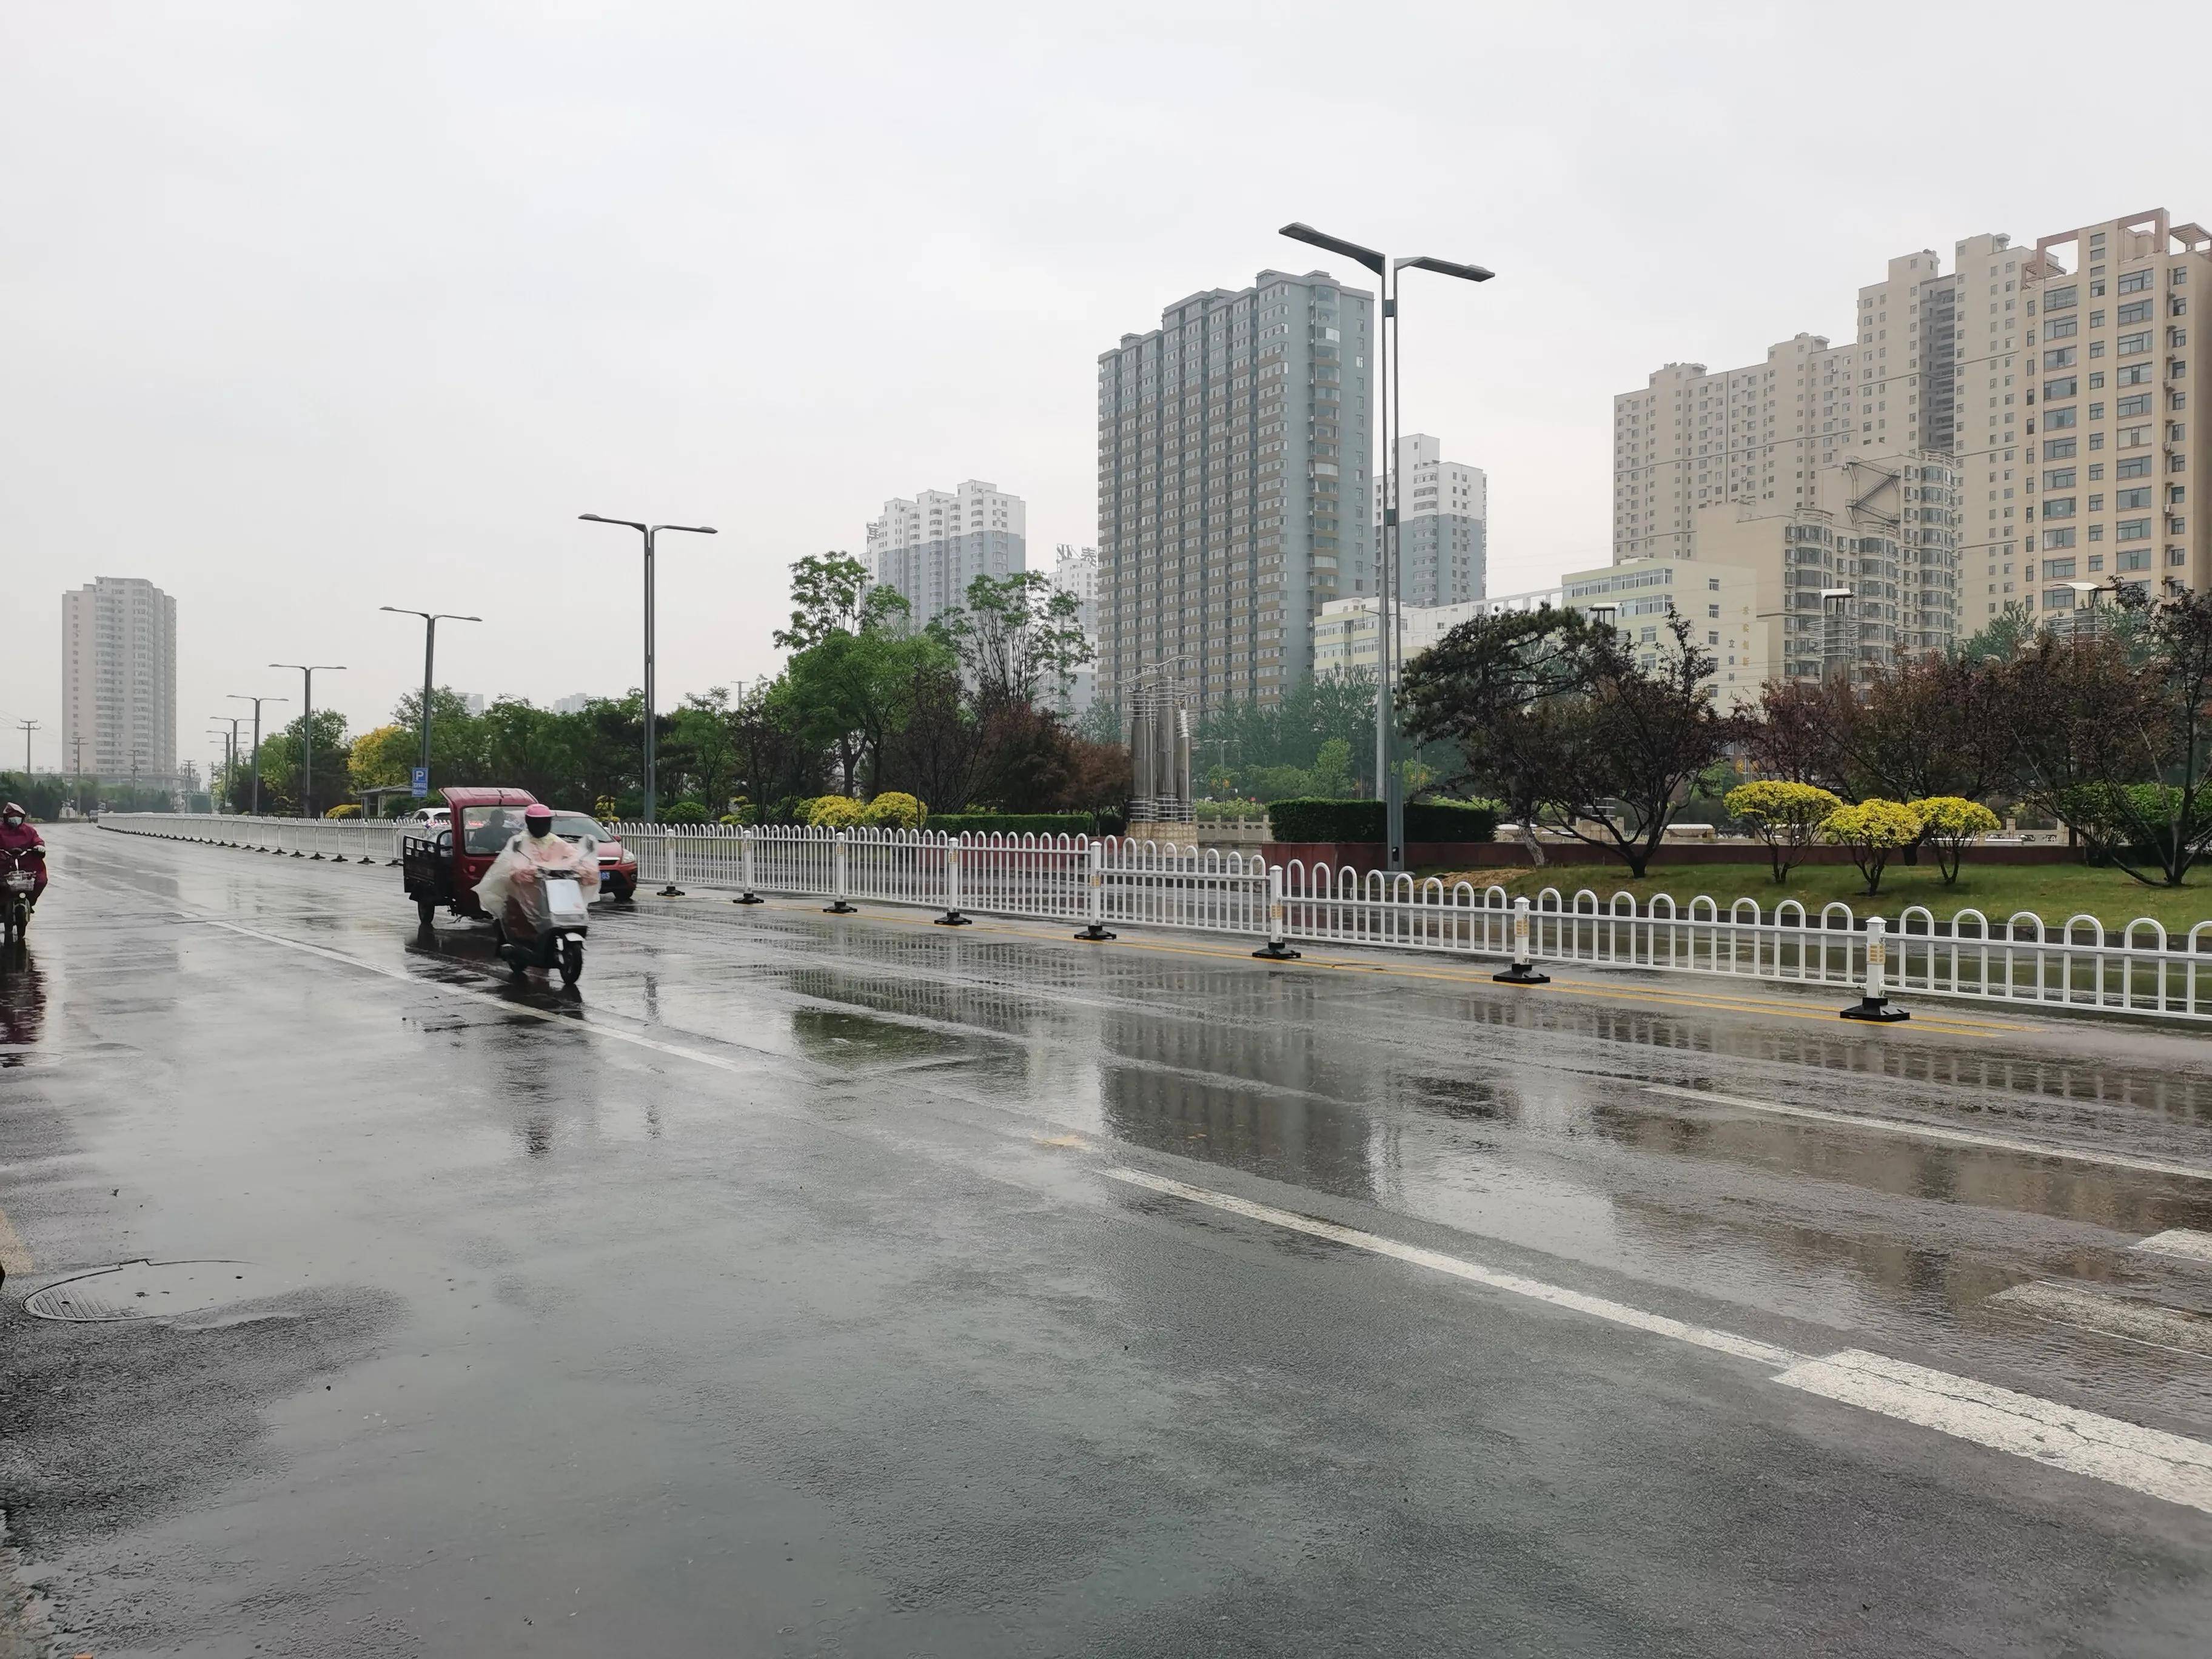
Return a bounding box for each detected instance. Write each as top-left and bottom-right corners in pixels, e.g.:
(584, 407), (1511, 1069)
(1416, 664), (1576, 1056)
(475, 804), (597, 937)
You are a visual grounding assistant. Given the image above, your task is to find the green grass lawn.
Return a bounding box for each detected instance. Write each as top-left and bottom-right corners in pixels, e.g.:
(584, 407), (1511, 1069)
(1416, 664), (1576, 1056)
(1416, 858), (2212, 937)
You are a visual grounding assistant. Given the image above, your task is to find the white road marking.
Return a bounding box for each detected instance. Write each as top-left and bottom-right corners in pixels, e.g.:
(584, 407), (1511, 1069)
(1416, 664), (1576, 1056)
(204, 914), (2212, 1517)
(0, 1204), (31, 1276)
(2135, 1228), (2212, 1265)
(208, 922), (758, 1076)
(1774, 1349), (2212, 1517)
(1112, 1166), (2212, 1515)
(1106, 1167), (1803, 1368)
(1645, 1083), (2212, 1182)
(1988, 1282), (2212, 1358)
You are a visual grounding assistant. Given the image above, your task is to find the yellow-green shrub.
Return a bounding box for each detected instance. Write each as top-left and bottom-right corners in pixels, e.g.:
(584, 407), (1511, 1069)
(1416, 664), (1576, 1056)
(1820, 799), (1922, 896)
(861, 791), (925, 830)
(806, 794), (866, 829)
(1909, 796), (2000, 885)
(1724, 780), (1843, 883)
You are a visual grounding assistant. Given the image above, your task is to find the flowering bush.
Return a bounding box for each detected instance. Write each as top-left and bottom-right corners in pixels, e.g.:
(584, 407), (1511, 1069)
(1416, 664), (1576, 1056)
(1820, 799), (1923, 895)
(860, 791), (925, 830)
(1724, 779), (1843, 883)
(1909, 796), (2000, 884)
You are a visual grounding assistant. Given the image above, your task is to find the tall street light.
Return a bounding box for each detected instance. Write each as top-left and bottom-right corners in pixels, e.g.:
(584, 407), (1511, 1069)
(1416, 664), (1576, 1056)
(269, 665), (344, 817)
(380, 607), (482, 801)
(209, 717), (244, 811)
(1279, 224), (1492, 871)
(227, 694), (286, 816)
(578, 514), (717, 822)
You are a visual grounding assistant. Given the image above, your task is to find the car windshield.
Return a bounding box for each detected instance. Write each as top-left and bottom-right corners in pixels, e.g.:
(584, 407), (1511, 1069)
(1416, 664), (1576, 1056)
(551, 814), (605, 841)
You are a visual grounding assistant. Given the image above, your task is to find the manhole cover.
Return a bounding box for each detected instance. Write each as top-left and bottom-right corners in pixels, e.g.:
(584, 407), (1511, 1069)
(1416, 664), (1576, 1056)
(24, 1259), (261, 1322)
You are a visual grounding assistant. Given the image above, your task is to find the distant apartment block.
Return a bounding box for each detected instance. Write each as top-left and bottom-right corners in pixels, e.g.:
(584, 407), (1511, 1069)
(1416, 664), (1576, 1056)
(864, 481), (1025, 627)
(1559, 558), (1768, 714)
(552, 693), (592, 714)
(1373, 435), (1486, 606)
(2009, 209), (2211, 621)
(1313, 584), (1561, 683)
(1097, 268), (1375, 717)
(61, 575), (176, 781)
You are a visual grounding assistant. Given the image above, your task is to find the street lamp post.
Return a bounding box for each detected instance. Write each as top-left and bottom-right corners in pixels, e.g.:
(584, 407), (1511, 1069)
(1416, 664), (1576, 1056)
(209, 717), (245, 811)
(380, 608), (482, 800)
(578, 514), (717, 823)
(269, 665), (344, 817)
(226, 695), (287, 817)
(1279, 224), (1492, 871)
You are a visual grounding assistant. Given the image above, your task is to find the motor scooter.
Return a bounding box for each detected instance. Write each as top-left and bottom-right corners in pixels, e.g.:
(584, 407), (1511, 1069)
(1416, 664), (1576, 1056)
(1, 847), (41, 945)
(492, 865), (589, 985)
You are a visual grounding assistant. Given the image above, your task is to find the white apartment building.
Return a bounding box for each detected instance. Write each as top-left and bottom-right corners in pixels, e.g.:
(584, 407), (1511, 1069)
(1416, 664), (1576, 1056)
(1558, 558), (1769, 714)
(1048, 543), (1098, 634)
(1312, 585), (1563, 682)
(1372, 435), (1487, 606)
(1098, 269), (1375, 716)
(2006, 209), (2212, 620)
(864, 481), (1026, 627)
(61, 575), (176, 782)
(552, 693), (592, 715)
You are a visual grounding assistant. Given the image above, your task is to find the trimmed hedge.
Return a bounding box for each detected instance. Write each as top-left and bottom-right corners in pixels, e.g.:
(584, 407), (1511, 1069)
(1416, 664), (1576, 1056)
(931, 813), (1097, 837)
(1266, 797), (1503, 845)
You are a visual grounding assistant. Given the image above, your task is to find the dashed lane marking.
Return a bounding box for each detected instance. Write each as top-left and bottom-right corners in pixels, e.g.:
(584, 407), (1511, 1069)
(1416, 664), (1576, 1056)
(1644, 1083), (2212, 1182)
(1989, 1282), (2212, 1358)
(2136, 1229), (2212, 1265)
(1110, 1167), (2212, 1517)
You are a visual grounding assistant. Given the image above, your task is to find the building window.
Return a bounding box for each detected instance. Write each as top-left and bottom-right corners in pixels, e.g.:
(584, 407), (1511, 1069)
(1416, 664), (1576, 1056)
(2117, 518), (2152, 541)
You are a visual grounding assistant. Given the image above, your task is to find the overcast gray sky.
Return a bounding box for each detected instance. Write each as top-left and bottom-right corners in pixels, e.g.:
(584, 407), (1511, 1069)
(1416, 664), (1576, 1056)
(10, 1), (2212, 777)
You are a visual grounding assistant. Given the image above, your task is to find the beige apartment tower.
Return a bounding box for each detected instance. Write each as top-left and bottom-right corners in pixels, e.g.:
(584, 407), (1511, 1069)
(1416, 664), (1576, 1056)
(2008, 209), (2211, 622)
(61, 575), (177, 783)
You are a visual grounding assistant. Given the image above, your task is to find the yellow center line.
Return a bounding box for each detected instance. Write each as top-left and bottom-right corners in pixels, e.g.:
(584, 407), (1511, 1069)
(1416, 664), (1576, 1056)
(714, 898), (2025, 1036)
(0, 1202), (32, 1276)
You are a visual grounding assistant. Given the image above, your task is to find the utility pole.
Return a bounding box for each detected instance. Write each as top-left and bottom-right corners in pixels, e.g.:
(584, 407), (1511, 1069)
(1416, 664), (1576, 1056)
(70, 733), (87, 816)
(13, 719), (36, 779)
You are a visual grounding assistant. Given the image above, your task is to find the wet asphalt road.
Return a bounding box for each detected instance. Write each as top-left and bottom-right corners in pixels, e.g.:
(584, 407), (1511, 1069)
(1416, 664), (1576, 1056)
(5, 828), (2212, 1656)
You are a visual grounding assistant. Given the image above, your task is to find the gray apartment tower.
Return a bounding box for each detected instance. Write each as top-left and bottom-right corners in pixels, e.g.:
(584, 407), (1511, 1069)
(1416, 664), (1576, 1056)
(1374, 434), (1487, 606)
(1096, 268), (1375, 717)
(61, 575), (177, 783)
(863, 481), (1026, 628)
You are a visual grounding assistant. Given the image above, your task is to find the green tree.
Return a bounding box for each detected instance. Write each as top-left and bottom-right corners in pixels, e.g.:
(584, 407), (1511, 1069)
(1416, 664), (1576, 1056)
(1399, 604), (1734, 877)
(773, 553), (910, 652)
(1725, 779), (1843, 883)
(934, 572), (1093, 711)
(1909, 796), (2002, 885)
(251, 709), (354, 816)
(1821, 799), (1922, 896)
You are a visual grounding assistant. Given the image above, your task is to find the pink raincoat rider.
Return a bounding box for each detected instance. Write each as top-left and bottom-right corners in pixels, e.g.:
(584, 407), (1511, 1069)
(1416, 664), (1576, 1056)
(0, 803), (46, 909)
(474, 805), (595, 934)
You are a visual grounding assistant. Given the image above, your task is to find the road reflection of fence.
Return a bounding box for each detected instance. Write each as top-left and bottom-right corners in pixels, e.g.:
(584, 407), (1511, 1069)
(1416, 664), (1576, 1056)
(99, 816), (2212, 1025)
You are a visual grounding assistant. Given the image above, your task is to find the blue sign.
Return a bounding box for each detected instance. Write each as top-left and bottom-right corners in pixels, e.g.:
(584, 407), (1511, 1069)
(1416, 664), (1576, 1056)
(411, 766), (429, 798)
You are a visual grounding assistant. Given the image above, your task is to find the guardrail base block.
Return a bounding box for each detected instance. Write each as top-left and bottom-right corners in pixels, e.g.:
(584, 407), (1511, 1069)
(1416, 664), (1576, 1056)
(659, 885), (685, 897)
(1074, 924), (1116, 942)
(1252, 942), (1301, 960)
(1493, 963), (1551, 985)
(732, 892), (765, 906)
(934, 910), (971, 927)
(1840, 996), (1908, 1023)
(824, 900), (857, 914)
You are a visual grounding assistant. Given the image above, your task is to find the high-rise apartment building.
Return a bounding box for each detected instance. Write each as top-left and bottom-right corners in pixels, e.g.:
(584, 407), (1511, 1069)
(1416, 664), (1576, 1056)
(1096, 269), (1375, 717)
(1048, 543), (1098, 634)
(864, 481), (1026, 627)
(1373, 434), (1486, 606)
(1313, 584), (1561, 682)
(61, 575), (176, 782)
(2006, 210), (2212, 621)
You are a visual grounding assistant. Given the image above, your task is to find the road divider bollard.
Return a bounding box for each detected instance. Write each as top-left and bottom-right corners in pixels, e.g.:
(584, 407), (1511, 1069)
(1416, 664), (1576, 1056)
(935, 839), (971, 926)
(1074, 839), (1115, 941)
(1493, 895), (1551, 985)
(1252, 865), (1299, 960)
(733, 826), (764, 905)
(659, 828), (684, 897)
(1840, 914), (1908, 1022)
(823, 830), (857, 914)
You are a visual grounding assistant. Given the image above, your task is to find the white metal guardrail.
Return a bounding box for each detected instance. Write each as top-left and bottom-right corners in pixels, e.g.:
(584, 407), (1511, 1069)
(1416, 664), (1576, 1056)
(97, 814), (2212, 1024)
